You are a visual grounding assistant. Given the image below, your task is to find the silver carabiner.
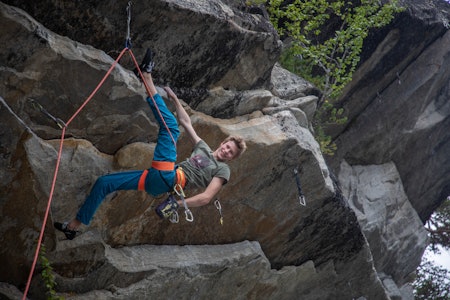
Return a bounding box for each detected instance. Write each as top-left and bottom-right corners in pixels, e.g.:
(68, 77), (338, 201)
(169, 210), (179, 223)
(214, 199), (222, 210)
(294, 167), (306, 206)
(214, 199), (223, 225)
(185, 209), (194, 222)
(299, 195), (306, 206)
(173, 184), (185, 197)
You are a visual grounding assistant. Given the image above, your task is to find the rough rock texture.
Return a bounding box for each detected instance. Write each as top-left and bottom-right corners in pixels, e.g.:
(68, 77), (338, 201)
(2, 0), (281, 91)
(328, 0), (450, 221)
(0, 282), (28, 300)
(37, 237), (386, 300)
(339, 161), (428, 285)
(0, 0), (447, 299)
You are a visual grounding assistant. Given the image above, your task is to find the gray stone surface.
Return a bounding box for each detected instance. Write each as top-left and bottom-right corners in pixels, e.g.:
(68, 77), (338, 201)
(1, 0), (447, 299)
(339, 161), (428, 284)
(329, 1), (450, 221)
(48, 237), (387, 300)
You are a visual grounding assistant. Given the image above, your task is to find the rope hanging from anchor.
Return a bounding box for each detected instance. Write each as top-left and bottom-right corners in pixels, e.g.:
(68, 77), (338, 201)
(22, 3), (184, 299)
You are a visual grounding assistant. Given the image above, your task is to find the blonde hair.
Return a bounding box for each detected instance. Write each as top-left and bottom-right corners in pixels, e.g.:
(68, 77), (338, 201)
(223, 135), (247, 158)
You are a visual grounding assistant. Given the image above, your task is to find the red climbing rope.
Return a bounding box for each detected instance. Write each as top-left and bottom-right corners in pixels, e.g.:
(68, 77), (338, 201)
(22, 47), (177, 299)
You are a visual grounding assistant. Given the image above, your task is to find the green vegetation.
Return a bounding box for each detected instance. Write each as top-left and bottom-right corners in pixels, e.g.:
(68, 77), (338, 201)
(245, 0), (267, 5)
(40, 245), (64, 300)
(426, 197), (450, 252)
(413, 197), (450, 299)
(413, 257), (450, 300)
(266, 0), (403, 154)
(268, 0), (403, 101)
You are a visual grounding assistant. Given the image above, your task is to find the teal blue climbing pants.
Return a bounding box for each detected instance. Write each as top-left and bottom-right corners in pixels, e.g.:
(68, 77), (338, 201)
(76, 94), (180, 225)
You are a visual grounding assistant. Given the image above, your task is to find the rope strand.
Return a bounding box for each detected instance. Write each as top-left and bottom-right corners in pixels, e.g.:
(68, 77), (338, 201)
(127, 49), (178, 150)
(65, 48), (128, 127)
(22, 47), (177, 299)
(22, 127), (66, 300)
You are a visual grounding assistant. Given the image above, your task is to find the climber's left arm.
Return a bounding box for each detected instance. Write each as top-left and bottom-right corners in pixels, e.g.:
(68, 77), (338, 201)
(177, 177), (225, 207)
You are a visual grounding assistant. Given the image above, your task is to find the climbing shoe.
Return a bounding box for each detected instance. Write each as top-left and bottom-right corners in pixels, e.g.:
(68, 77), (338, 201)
(133, 48), (155, 79)
(155, 195), (179, 219)
(54, 222), (77, 240)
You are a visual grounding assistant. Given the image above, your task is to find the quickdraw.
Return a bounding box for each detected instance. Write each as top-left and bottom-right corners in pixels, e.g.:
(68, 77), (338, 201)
(294, 168), (306, 206)
(173, 183), (194, 223)
(125, 1), (132, 48)
(215, 199), (223, 225)
(22, 3), (176, 299)
(28, 98), (66, 129)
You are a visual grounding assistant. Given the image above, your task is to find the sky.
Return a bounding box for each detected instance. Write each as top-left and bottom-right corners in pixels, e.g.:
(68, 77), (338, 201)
(425, 196), (450, 270)
(428, 248), (450, 270)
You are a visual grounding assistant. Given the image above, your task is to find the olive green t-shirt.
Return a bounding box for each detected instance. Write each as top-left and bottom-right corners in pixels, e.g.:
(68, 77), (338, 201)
(179, 140), (230, 188)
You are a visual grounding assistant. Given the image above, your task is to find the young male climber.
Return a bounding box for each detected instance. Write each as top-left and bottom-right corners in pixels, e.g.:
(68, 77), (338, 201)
(54, 49), (247, 240)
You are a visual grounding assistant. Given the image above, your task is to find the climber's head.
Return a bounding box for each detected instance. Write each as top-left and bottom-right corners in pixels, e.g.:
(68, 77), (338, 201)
(214, 136), (247, 162)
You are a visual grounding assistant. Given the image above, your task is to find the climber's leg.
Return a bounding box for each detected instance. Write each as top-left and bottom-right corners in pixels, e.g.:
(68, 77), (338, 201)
(74, 171), (144, 225)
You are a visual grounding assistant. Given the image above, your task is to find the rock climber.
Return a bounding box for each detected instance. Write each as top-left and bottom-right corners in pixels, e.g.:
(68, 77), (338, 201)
(54, 49), (247, 240)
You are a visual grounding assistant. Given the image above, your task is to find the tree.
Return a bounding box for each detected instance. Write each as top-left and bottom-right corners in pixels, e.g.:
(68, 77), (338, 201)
(267, 0), (403, 102)
(266, 0), (403, 154)
(426, 196), (450, 252)
(413, 197), (450, 299)
(413, 257), (450, 300)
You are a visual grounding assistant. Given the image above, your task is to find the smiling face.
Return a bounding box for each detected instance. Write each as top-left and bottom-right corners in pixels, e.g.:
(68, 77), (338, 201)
(214, 140), (239, 162)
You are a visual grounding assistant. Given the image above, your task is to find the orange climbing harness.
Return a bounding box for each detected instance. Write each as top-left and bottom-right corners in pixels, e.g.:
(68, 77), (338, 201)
(137, 164), (186, 192)
(22, 3), (178, 299)
(138, 169), (149, 191)
(152, 161), (175, 170)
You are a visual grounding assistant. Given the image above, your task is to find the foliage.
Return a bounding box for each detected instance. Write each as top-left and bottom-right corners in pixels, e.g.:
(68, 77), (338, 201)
(268, 0), (403, 102)
(245, 0), (267, 5)
(313, 99), (347, 155)
(40, 245), (64, 300)
(413, 197), (450, 299)
(413, 257), (450, 300)
(426, 197), (450, 252)
(267, 0), (403, 154)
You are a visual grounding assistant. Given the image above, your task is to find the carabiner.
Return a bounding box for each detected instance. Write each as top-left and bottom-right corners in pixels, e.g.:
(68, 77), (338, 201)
(214, 199), (222, 210)
(169, 210), (179, 223)
(214, 199), (224, 225)
(185, 209), (194, 222)
(294, 167), (306, 206)
(299, 195), (306, 206)
(173, 183), (185, 197)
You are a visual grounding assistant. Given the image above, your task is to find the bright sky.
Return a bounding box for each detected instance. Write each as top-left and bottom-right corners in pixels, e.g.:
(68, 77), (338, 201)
(426, 247), (450, 270)
(427, 196), (450, 270)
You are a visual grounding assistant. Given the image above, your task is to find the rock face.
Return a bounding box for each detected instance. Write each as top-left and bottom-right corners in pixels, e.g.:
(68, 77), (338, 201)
(0, 0), (447, 299)
(2, 0), (281, 91)
(339, 161), (428, 286)
(329, 0), (450, 221)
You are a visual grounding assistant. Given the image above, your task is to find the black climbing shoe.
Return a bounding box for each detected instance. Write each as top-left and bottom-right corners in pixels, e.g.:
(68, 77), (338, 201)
(54, 222), (77, 240)
(133, 48), (155, 79)
(155, 195), (179, 219)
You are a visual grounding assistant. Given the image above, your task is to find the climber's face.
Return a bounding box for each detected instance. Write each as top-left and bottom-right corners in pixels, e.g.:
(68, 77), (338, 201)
(215, 140), (239, 162)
